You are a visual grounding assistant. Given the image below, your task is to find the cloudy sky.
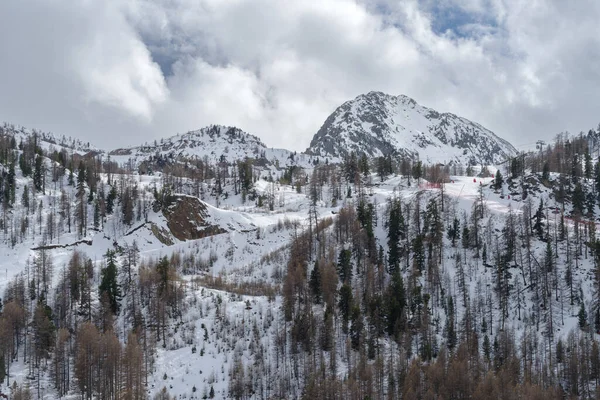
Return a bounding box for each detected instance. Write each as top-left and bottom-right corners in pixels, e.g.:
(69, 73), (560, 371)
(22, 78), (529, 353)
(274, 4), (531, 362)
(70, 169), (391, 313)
(1, 0), (599, 152)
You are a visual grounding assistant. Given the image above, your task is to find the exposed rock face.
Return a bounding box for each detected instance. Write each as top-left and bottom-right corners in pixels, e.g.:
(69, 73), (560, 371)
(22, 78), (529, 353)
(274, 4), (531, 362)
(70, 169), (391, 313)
(307, 91), (517, 165)
(162, 195), (227, 241)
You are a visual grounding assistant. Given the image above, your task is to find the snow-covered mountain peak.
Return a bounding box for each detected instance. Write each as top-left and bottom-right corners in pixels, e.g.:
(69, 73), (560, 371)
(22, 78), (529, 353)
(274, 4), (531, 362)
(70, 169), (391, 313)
(307, 92), (517, 165)
(108, 124), (320, 171)
(111, 125), (267, 160)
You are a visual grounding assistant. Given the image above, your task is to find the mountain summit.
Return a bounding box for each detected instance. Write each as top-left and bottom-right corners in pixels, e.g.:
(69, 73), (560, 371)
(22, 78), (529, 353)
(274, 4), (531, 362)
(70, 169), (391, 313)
(306, 91), (517, 165)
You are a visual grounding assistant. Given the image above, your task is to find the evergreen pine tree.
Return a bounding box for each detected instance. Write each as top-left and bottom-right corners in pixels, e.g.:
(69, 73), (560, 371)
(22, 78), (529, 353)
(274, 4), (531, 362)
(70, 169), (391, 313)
(350, 305), (363, 350)
(387, 199), (405, 274)
(579, 302), (588, 329)
(494, 169), (504, 190)
(572, 183), (586, 217)
(309, 261), (322, 304)
(385, 272), (406, 338)
(99, 250), (121, 314)
(337, 249), (352, 283)
(339, 284), (353, 334)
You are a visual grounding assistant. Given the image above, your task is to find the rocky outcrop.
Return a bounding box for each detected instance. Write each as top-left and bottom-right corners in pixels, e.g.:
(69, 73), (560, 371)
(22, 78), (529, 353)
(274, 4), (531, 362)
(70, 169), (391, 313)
(307, 91), (517, 165)
(162, 195), (227, 241)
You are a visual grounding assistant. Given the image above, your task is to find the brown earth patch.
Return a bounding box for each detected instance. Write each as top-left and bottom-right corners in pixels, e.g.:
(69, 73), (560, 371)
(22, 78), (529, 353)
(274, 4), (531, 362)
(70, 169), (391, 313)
(163, 195), (227, 241)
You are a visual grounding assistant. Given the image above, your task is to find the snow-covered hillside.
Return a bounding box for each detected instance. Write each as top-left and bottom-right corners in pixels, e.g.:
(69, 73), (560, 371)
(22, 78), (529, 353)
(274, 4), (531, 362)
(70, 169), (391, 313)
(0, 122), (101, 155)
(1, 119), (599, 399)
(109, 125), (325, 172)
(307, 91), (518, 165)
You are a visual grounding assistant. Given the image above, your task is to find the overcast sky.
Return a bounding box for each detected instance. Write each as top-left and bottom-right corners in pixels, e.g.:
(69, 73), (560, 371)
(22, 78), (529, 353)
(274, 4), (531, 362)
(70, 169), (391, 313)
(1, 0), (599, 152)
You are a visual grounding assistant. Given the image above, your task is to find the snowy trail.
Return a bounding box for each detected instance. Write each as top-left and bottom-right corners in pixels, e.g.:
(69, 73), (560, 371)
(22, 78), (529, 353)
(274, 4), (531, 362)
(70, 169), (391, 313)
(444, 176), (524, 215)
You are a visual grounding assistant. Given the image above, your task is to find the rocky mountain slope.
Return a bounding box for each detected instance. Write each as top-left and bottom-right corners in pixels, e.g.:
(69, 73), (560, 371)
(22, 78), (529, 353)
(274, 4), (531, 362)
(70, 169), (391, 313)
(109, 124), (319, 171)
(307, 91), (517, 165)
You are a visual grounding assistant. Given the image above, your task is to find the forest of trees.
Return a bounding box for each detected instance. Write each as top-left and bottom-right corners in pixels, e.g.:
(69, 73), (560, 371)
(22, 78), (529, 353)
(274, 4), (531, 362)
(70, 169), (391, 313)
(1, 123), (600, 398)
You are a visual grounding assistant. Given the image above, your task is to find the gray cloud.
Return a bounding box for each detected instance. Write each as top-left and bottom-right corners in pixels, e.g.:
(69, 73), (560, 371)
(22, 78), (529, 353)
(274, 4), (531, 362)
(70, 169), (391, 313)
(1, 0), (599, 152)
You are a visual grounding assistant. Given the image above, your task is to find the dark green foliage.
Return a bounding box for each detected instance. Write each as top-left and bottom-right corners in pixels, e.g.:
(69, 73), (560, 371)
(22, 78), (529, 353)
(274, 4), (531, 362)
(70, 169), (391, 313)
(281, 165), (297, 185)
(376, 155), (393, 181)
(77, 162), (86, 187)
(510, 155), (524, 178)
(359, 154), (370, 178)
(21, 185), (29, 210)
(446, 296), (457, 350)
(33, 155), (45, 192)
(482, 243), (487, 264)
(412, 160), (422, 182)
(541, 162), (549, 181)
(338, 284), (353, 334)
(0, 354), (5, 384)
(579, 302), (588, 329)
(384, 272), (406, 338)
(350, 305), (363, 350)
(585, 151), (593, 179)
(93, 200), (100, 229)
(461, 226), (470, 249)
(387, 199), (406, 274)
(343, 152), (358, 182)
(586, 191), (596, 217)
(447, 217), (460, 247)
(572, 183), (585, 216)
(121, 186), (135, 225)
(106, 186), (117, 214)
(4, 162), (16, 205)
(357, 200), (375, 238)
(337, 249), (352, 283)
(321, 307), (334, 351)
(483, 334), (491, 362)
(493, 169), (504, 190)
(19, 153), (32, 177)
(32, 301), (56, 360)
(309, 262), (322, 304)
(238, 158), (254, 202)
(556, 339), (564, 364)
(99, 250), (121, 314)
(533, 199), (545, 239)
(157, 256), (170, 295)
(412, 235), (425, 273)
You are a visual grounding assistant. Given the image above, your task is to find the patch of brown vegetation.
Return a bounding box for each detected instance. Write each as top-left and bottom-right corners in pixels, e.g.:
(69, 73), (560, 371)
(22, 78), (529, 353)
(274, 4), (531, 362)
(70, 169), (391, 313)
(193, 275), (278, 300)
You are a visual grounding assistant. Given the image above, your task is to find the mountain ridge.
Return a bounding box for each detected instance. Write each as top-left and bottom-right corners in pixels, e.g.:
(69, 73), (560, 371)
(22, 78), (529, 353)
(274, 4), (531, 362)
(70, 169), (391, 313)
(306, 91), (517, 165)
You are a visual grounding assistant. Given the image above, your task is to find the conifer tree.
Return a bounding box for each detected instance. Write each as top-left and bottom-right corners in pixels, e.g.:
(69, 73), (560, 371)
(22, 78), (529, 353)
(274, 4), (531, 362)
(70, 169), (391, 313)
(99, 250), (121, 314)
(387, 199), (405, 274)
(309, 261), (322, 304)
(350, 305), (363, 350)
(337, 249), (352, 283)
(493, 169), (504, 190)
(572, 183), (586, 217)
(385, 272), (406, 338)
(339, 284), (353, 334)
(579, 302), (588, 329)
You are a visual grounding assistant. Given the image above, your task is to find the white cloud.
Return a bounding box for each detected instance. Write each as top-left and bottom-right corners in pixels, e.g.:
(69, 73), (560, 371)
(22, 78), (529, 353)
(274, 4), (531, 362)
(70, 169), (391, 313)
(72, 4), (167, 121)
(1, 0), (600, 151)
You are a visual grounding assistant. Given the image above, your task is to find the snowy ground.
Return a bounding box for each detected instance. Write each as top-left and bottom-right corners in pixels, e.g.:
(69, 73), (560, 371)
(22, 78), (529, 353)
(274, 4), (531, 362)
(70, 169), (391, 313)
(1, 166), (594, 398)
